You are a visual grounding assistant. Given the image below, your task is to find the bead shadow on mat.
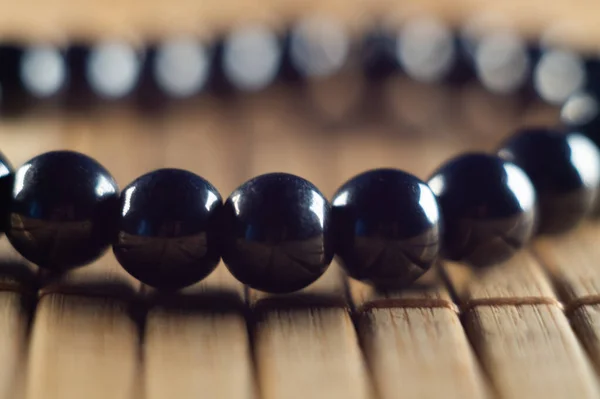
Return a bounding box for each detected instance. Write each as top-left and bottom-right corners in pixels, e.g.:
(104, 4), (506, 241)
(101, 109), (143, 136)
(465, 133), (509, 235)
(113, 169), (222, 291)
(332, 169), (442, 290)
(7, 151), (119, 271)
(498, 128), (600, 234)
(428, 153), (537, 268)
(141, 284), (247, 314)
(220, 173), (334, 294)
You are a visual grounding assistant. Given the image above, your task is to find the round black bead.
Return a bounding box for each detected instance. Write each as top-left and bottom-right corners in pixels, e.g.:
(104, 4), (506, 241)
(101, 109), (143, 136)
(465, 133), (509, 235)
(221, 173), (333, 294)
(113, 169), (222, 290)
(498, 128), (600, 234)
(428, 153), (537, 268)
(332, 169), (441, 289)
(7, 151), (119, 270)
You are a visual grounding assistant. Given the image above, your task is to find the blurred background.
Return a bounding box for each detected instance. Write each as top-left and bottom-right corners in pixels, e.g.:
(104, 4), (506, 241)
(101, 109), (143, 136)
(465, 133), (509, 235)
(2, 1), (600, 398)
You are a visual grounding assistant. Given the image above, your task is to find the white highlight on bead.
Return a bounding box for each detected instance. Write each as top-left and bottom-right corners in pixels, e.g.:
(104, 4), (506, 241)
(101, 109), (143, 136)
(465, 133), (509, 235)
(504, 163), (536, 211)
(475, 32), (529, 94)
(13, 164), (32, 197)
(21, 46), (66, 98)
(87, 42), (141, 99)
(397, 17), (456, 83)
(290, 16), (349, 78)
(223, 25), (281, 92)
(154, 37), (210, 98)
(122, 186), (136, 217)
(567, 134), (600, 188)
(534, 49), (586, 105)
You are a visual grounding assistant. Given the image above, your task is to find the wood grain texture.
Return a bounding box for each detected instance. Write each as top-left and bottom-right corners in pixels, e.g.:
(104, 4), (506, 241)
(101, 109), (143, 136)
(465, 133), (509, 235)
(444, 250), (557, 304)
(0, 292), (30, 399)
(535, 222), (600, 303)
(571, 305), (600, 377)
(349, 266), (454, 311)
(25, 294), (140, 399)
(359, 307), (488, 399)
(143, 265), (255, 399)
(464, 304), (599, 399)
(254, 306), (372, 399)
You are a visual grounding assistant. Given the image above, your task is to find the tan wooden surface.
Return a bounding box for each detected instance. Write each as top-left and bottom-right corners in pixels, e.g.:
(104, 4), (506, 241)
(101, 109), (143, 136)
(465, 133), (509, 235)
(0, 68), (598, 399)
(2, 0), (600, 53)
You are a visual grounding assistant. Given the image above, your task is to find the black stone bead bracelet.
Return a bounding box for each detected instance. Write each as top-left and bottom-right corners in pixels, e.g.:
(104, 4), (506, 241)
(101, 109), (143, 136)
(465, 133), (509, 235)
(0, 125), (599, 293)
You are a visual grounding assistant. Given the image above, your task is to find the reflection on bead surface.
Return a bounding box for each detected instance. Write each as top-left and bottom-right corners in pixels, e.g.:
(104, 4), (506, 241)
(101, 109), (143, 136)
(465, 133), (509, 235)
(332, 169), (441, 289)
(561, 91), (600, 147)
(7, 151), (119, 270)
(533, 49), (586, 104)
(397, 17), (456, 83)
(114, 169), (222, 290)
(221, 173), (333, 293)
(428, 153), (536, 268)
(498, 128), (600, 234)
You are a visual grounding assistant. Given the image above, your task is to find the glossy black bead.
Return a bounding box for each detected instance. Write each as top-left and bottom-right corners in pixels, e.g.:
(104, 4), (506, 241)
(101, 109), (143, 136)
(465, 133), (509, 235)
(332, 169), (441, 289)
(114, 169), (222, 290)
(561, 91), (600, 148)
(498, 128), (600, 234)
(221, 173), (333, 294)
(7, 151), (119, 270)
(0, 152), (13, 231)
(428, 153), (537, 268)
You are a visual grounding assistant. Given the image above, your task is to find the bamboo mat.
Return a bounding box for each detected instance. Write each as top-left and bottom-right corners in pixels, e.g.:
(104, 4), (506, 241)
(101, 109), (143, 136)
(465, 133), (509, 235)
(0, 75), (595, 399)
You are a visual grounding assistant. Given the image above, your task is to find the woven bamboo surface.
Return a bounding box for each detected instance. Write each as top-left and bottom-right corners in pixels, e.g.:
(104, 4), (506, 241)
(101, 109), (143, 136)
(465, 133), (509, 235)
(0, 74), (596, 399)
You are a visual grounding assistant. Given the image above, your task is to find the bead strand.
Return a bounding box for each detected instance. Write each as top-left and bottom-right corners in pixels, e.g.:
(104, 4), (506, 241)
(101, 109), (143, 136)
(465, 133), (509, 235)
(0, 18), (598, 115)
(0, 124), (598, 293)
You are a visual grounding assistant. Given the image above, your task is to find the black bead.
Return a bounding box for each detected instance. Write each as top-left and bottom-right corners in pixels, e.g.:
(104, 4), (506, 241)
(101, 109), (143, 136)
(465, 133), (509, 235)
(498, 128), (600, 234)
(332, 169), (441, 289)
(0, 152), (13, 231)
(113, 169), (222, 290)
(428, 153), (537, 268)
(7, 151), (119, 270)
(561, 91), (600, 148)
(64, 44), (95, 109)
(221, 173), (333, 294)
(360, 28), (399, 81)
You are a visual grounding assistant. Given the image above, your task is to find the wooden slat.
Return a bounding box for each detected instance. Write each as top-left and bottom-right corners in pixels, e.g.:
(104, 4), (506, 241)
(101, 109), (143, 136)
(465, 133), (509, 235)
(359, 307), (488, 399)
(141, 102), (254, 399)
(464, 304), (599, 398)
(0, 292), (30, 399)
(143, 266), (255, 399)
(25, 294), (140, 399)
(571, 305), (600, 377)
(349, 267), (487, 399)
(444, 250), (556, 303)
(254, 306), (372, 399)
(534, 223), (600, 383)
(240, 90), (372, 399)
(443, 247), (599, 397)
(535, 222), (600, 302)
(349, 266), (454, 311)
